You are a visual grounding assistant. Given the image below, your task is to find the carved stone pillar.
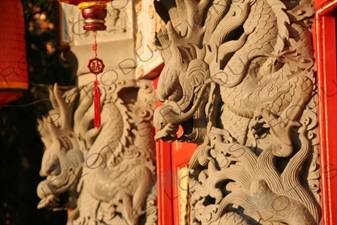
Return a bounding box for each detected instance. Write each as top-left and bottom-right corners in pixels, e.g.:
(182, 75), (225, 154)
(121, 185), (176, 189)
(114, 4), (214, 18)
(36, 79), (157, 225)
(36, 1), (159, 225)
(153, 0), (321, 224)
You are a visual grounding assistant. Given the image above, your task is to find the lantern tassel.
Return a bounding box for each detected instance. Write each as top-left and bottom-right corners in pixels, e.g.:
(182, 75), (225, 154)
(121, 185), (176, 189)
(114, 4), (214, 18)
(94, 80), (101, 128)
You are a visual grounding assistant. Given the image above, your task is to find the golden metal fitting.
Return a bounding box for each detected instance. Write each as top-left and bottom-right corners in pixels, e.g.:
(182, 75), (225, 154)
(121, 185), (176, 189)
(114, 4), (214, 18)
(78, 1), (110, 10)
(84, 18), (106, 24)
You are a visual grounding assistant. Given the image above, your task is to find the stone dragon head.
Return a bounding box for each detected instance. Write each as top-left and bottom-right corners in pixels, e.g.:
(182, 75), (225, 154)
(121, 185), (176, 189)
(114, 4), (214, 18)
(153, 0), (315, 148)
(36, 84), (82, 210)
(153, 0), (231, 143)
(152, 0), (270, 144)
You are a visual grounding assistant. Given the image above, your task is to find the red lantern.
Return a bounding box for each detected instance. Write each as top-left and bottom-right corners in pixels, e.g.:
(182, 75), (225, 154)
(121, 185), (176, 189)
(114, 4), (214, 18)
(0, 0), (28, 105)
(59, 0), (113, 31)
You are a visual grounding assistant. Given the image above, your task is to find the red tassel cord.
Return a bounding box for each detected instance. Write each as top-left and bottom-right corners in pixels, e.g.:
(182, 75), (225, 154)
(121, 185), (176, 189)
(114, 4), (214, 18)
(93, 79), (101, 128)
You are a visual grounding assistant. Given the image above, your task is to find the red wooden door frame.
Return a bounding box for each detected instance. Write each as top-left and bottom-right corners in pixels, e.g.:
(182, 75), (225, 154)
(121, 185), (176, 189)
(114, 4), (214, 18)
(156, 139), (196, 225)
(170, 141), (197, 225)
(313, 1), (337, 225)
(156, 139), (174, 225)
(153, 76), (197, 225)
(153, 76), (174, 225)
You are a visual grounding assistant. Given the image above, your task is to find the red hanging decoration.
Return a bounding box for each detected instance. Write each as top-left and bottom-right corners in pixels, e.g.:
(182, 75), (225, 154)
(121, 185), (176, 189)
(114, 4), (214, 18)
(88, 32), (105, 128)
(93, 80), (101, 128)
(59, 1), (112, 128)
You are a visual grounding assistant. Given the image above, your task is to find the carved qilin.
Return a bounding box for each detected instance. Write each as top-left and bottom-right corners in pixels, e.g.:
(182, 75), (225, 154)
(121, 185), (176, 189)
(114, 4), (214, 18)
(37, 79), (157, 225)
(153, 0), (320, 224)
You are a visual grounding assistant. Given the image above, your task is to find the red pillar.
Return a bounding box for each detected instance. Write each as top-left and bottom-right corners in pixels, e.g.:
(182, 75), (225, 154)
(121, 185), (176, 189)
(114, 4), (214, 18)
(313, 1), (337, 224)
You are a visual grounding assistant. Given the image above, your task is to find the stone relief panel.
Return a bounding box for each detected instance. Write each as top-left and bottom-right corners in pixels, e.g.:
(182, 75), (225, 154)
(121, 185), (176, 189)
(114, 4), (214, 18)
(153, 0), (320, 224)
(36, 79), (157, 225)
(135, 0), (165, 79)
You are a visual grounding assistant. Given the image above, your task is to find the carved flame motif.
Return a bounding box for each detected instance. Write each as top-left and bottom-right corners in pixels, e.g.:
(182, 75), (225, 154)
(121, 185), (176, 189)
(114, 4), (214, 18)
(154, 0), (320, 224)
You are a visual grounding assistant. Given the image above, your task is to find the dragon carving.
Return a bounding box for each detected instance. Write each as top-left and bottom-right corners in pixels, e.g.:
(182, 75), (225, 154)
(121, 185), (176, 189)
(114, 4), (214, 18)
(153, 0), (320, 224)
(37, 79), (157, 225)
